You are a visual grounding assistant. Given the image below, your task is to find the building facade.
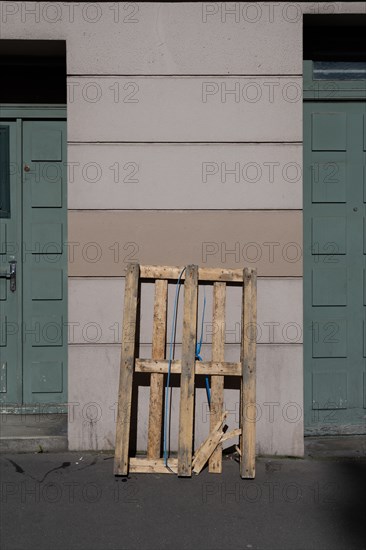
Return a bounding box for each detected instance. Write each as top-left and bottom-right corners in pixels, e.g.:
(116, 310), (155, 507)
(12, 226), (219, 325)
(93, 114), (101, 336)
(0, 2), (365, 456)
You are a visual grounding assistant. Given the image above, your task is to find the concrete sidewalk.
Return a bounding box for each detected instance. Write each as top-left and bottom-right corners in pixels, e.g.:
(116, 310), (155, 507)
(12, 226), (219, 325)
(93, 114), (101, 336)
(1, 451), (365, 550)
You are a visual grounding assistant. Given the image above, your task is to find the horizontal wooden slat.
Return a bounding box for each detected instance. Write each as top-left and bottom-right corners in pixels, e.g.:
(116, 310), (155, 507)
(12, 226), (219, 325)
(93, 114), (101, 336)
(129, 457), (177, 474)
(135, 359), (242, 376)
(140, 265), (245, 282)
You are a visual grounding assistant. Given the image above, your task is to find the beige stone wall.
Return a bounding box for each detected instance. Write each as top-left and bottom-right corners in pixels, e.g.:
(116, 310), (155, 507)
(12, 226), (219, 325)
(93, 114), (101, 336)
(2, 1), (365, 456)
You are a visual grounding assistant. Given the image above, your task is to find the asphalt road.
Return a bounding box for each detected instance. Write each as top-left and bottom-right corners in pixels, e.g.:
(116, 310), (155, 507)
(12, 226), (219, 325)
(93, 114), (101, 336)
(1, 452), (365, 550)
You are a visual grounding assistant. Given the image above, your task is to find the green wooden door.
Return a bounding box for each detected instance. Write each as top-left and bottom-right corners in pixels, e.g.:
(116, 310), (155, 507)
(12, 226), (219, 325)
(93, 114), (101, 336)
(0, 115), (67, 409)
(304, 102), (366, 434)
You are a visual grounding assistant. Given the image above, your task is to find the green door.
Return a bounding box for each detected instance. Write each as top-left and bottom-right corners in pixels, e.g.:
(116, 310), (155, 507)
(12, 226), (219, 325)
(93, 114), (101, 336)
(0, 113), (67, 409)
(304, 101), (366, 434)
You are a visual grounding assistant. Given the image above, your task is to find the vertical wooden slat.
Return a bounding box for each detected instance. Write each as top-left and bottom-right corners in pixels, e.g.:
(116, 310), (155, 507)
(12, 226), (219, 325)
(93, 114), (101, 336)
(240, 267), (257, 479)
(177, 264), (198, 477)
(114, 263), (140, 475)
(147, 279), (168, 459)
(209, 282), (226, 473)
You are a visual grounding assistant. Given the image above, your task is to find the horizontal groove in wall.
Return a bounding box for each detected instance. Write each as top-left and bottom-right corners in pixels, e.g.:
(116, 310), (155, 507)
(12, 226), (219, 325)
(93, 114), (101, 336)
(68, 209), (303, 212)
(68, 141), (304, 145)
(68, 209), (303, 213)
(68, 74), (304, 78)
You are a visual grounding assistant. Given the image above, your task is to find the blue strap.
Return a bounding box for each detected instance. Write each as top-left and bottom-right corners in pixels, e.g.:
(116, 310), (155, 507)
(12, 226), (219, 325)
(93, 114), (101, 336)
(195, 289), (211, 405)
(195, 291), (206, 361)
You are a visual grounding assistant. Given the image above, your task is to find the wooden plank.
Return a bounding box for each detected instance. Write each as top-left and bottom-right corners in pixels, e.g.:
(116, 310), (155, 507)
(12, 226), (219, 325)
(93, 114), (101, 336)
(220, 428), (241, 443)
(209, 282), (226, 473)
(129, 457), (178, 474)
(177, 265), (198, 477)
(240, 267), (257, 479)
(147, 279), (168, 459)
(192, 412), (227, 475)
(114, 263), (140, 475)
(140, 265), (244, 282)
(135, 359), (241, 376)
(193, 430), (224, 475)
(192, 412), (227, 466)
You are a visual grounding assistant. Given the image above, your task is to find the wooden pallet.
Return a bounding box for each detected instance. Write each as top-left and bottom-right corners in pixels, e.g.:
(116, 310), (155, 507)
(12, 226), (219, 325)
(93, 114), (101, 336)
(114, 264), (257, 478)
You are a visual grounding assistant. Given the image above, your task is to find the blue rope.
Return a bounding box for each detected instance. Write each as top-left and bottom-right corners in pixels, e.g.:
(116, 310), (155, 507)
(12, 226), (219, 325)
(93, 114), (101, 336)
(195, 288), (211, 405)
(163, 267), (186, 467)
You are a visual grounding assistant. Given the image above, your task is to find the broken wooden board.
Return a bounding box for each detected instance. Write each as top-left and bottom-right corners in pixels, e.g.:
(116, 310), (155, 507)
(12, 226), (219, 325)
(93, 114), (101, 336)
(192, 412), (228, 475)
(220, 428), (242, 444)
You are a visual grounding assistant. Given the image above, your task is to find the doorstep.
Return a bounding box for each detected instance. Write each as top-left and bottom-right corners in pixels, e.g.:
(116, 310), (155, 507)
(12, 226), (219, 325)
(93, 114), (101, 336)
(0, 413), (67, 453)
(304, 435), (366, 459)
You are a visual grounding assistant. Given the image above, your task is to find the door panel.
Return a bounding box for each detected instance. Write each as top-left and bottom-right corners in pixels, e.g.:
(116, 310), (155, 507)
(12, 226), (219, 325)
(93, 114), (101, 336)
(0, 121), (22, 404)
(304, 102), (366, 433)
(0, 126), (11, 218)
(22, 120), (67, 404)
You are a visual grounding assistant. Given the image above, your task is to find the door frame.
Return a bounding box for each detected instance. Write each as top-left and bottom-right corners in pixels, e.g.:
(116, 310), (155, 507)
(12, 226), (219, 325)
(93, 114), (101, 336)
(303, 61), (366, 435)
(0, 104), (67, 415)
(0, 105), (66, 119)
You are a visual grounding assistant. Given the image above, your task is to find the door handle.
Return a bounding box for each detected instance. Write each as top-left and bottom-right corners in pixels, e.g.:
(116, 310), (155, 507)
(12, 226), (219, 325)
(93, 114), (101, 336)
(0, 260), (17, 292)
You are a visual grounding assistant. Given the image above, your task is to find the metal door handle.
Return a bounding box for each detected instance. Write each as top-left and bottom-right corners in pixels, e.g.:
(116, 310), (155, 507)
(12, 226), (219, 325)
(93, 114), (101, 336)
(0, 260), (17, 292)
